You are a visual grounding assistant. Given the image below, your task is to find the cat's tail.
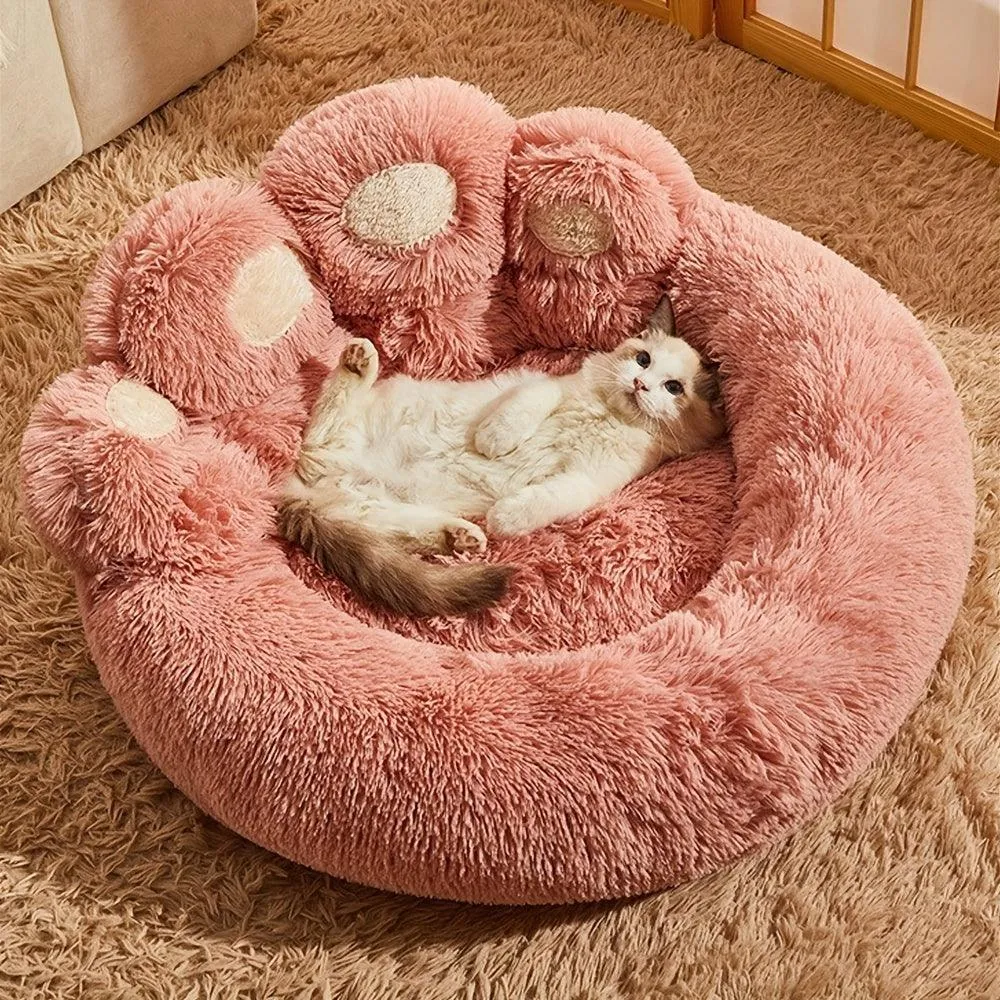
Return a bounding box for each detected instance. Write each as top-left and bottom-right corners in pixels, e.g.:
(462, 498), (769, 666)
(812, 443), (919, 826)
(278, 498), (513, 618)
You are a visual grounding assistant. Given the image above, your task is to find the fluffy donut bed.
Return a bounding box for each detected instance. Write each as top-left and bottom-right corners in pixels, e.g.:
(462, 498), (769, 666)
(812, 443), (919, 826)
(19, 78), (973, 905)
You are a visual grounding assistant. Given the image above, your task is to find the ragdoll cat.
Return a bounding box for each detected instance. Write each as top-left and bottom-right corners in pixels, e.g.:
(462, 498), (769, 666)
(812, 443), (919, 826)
(280, 296), (725, 617)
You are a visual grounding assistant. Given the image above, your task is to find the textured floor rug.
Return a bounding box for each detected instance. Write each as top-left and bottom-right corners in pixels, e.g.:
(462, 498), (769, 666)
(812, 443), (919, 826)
(1, 0), (997, 995)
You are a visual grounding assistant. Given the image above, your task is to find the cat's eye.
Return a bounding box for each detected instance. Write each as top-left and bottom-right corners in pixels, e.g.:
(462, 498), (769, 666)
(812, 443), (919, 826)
(664, 379), (684, 396)
(636, 351), (651, 368)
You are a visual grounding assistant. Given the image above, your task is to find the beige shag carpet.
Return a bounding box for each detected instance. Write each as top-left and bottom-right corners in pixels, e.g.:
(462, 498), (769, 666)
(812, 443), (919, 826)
(2, 0), (998, 996)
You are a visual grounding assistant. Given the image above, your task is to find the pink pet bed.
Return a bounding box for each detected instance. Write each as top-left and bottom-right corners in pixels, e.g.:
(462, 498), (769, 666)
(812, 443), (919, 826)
(20, 78), (973, 904)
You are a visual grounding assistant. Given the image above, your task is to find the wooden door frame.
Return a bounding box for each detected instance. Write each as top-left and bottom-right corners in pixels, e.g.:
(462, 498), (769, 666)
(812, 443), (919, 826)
(715, 0), (1000, 161)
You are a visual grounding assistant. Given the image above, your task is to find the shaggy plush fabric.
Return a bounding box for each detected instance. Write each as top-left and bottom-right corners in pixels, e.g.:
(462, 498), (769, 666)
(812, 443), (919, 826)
(2, 0), (997, 993)
(18, 71), (974, 907)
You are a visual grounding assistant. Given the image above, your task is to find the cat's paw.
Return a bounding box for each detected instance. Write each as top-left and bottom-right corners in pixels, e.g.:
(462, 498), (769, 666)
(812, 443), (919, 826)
(295, 446), (327, 486)
(340, 338), (378, 381)
(474, 413), (528, 459)
(446, 521), (488, 555)
(486, 494), (541, 537)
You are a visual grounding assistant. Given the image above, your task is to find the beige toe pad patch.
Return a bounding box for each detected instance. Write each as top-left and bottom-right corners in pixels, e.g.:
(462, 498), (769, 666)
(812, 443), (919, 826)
(343, 163), (457, 248)
(229, 244), (314, 347)
(106, 380), (179, 439)
(526, 202), (614, 257)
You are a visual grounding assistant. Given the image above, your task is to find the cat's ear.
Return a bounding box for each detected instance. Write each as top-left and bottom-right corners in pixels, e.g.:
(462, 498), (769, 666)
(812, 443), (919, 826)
(646, 294), (676, 337)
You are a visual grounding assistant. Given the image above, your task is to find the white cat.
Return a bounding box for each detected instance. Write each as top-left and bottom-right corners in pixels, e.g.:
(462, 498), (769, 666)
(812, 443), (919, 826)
(280, 296), (725, 616)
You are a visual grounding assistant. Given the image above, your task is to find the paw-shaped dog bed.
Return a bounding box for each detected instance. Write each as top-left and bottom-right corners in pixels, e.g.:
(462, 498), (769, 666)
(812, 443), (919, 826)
(20, 78), (974, 904)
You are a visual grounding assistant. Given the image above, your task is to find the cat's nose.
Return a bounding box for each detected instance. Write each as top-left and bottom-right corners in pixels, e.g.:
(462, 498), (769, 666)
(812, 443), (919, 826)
(633, 377), (648, 392)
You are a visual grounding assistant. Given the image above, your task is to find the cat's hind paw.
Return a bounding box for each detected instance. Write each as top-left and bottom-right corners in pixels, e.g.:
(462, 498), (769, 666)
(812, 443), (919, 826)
(295, 445), (327, 487)
(340, 338), (378, 382)
(446, 521), (488, 555)
(486, 494), (542, 537)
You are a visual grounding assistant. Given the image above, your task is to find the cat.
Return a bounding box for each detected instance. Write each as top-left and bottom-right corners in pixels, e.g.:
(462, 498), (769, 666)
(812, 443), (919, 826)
(279, 295), (725, 617)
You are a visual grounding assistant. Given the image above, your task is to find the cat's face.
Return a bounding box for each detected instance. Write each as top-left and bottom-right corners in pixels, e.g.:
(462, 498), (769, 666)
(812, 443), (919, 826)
(592, 331), (724, 432)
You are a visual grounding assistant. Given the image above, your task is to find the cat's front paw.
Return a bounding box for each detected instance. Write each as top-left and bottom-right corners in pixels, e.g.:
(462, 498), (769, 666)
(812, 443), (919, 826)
(486, 494), (542, 536)
(474, 413), (528, 459)
(340, 338), (378, 381)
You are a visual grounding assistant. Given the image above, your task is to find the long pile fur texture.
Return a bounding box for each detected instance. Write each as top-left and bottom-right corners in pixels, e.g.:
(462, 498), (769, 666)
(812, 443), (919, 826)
(3, 0), (997, 993)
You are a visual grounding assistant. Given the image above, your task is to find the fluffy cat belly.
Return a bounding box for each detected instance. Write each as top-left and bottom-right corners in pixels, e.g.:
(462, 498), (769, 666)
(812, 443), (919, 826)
(332, 436), (567, 516)
(322, 372), (564, 516)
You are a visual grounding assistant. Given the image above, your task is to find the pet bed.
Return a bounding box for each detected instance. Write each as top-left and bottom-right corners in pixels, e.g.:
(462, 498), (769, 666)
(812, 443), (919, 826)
(19, 78), (974, 904)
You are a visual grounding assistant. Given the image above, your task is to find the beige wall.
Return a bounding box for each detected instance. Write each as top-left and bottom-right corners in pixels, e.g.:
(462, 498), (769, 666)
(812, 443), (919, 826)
(1, 3), (83, 212)
(1, 1), (256, 212)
